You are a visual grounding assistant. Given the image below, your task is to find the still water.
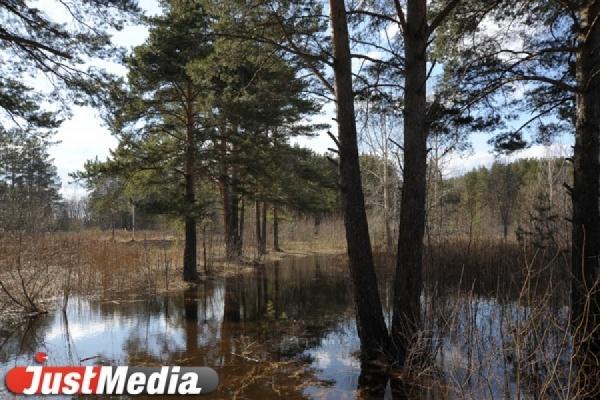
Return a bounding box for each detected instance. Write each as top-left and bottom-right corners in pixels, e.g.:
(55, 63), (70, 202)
(0, 254), (570, 399)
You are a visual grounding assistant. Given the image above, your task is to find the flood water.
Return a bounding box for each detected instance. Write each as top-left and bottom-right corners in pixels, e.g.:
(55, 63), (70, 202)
(0, 253), (571, 399)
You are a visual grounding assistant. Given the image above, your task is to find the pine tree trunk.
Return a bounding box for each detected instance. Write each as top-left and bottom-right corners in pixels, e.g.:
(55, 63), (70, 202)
(273, 206), (280, 251)
(329, 0), (391, 361)
(219, 134), (242, 260)
(239, 197), (245, 250)
(203, 224), (208, 275)
(572, 2), (600, 387)
(183, 214), (197, 281)
(255, 200), (262, 254)
(222, 179), (241, 260)
(260, 201), (267, 254)
(131, 202), (135, 242)
(391, 0), (427, 363)
(183, 118), (198, 282)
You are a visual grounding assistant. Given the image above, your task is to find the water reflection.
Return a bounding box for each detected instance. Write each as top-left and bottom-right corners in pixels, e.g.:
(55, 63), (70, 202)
(0, 253), (571, 399)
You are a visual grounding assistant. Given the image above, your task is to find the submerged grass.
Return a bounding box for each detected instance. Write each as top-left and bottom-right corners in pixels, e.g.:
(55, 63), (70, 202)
(0, 220), (347, 319)
(1, 225), (598, 398)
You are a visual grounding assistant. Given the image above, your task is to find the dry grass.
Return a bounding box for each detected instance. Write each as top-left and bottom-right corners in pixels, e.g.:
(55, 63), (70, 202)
(2, 222), (598, 398)
(276, 215), (346, 252)
(0, 222), (347, 320)
(0, 230), (186, 319)
(392, 239), (599, 399)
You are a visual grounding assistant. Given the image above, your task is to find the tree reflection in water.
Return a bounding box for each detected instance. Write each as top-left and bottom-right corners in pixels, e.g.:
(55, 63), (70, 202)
(0, 253), (567, 399)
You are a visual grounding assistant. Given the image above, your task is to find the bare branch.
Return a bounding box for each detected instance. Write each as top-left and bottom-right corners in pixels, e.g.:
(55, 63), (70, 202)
(393, 0), (407, 34)
(327, 130), (340, 149)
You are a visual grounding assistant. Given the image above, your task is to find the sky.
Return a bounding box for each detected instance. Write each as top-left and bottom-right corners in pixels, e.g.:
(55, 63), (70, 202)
(40, 0), (566, 197)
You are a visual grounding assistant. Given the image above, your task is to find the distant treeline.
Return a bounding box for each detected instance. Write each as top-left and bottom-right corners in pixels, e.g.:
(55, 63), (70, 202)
(430, 157), (571, 249)
(0, 127), (570, 255)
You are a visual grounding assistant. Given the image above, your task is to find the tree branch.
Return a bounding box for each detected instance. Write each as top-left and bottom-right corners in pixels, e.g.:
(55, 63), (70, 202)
(428, 0), (461, 37)
(0, 28), (71, 59)
(393, 0), (407, 34)
(512, 75), (579, 93)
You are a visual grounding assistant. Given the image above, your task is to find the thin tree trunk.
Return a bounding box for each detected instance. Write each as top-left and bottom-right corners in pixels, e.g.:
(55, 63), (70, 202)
(183, 215), (197, 281)
(329, 0), (391, 361)
(467, 212), (474, 255)
(222, 178), (241, 260)
(131, 201), (135, 242)
(111, 211), (115, 242)
(383, 134), (393, 254)
(273, 206), (280, 251)
(220, 133), (242, 260)
(203, 224), (208, 275)
(255, 199), (262, 254)
(572, 2), (600, 386)
(239, 196), (245, 251)
(260, 201), (267, 254)
(391, 0), (427, 363)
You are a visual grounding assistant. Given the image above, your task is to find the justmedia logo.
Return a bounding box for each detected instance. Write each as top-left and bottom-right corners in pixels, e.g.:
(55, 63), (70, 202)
(4, 352), (219, 396)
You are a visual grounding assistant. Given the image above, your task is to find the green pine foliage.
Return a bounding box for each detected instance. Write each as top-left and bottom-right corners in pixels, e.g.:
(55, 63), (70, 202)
(0, 0), (141, 131)
(0, 129), (62, 230)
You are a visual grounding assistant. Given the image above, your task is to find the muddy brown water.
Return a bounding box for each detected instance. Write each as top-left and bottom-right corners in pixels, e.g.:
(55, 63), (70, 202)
(0, 253), (571, 399)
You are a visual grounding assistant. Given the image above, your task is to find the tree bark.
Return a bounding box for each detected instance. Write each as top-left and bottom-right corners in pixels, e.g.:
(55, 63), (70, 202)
(260, 201), (267, 254)
(219, 133), (242, 260)
(202, 224), (208, 275)
(239, 196), (245, 250)
(329, 0), (391, 361)
(255, 199), (262, 254)
(222, 177), (241, 260)
(183, 117), (198, 282)
(273, 206), (281, 251)
(572, 2), (600, 388)
(383, 133), (393, 254)
(131, 201), (135, 242)
(391, 0), (427, 363)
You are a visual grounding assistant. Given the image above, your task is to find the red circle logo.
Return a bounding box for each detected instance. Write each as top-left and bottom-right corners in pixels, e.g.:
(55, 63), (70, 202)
(34, 352), (48, 364)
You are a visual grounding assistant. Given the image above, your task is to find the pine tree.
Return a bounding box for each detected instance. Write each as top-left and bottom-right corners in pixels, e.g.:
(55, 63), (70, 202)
(437, 1), (600, 383)
(0, 129), (61, 231)
(98, 1), (215, 282)
(0, 0), (140, 131)
(84, 1), (323, 277)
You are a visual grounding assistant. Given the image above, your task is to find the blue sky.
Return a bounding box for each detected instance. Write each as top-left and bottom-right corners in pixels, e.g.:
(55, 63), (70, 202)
(41, 0), (566, 196)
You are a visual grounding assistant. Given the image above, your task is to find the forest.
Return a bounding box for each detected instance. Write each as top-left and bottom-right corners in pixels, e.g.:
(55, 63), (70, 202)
(0, 0), (599, 399)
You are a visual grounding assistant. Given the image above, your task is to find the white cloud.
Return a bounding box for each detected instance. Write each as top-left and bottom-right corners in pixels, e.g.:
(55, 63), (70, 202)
(447, 150), (495, 176)
(46, 320), (111, 341)
(36, 0), (159, 195)
(382, 21), (400, 40)
(446, 142), (572, 177)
